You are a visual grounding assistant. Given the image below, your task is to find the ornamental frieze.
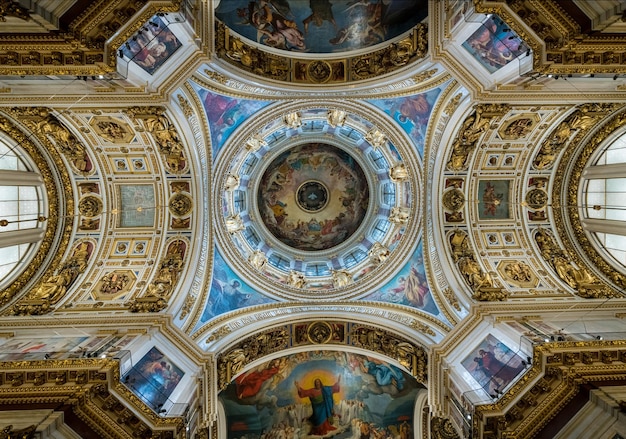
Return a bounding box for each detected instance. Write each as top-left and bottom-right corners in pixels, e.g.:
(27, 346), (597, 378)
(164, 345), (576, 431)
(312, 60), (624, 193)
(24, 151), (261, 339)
(216, 321), (427, 390)
(215, 21), (427, 84)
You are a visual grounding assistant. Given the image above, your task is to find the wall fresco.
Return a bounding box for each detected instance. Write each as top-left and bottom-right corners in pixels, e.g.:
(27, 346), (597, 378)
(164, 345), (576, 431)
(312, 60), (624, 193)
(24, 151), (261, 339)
(123, 346), (184, 410)
(220, 351), (422, 439)
(461, 334), (525, 396)
(368, 87), (442, 157)
(216, 0), (427, 53)
(462, 15), (529, 74)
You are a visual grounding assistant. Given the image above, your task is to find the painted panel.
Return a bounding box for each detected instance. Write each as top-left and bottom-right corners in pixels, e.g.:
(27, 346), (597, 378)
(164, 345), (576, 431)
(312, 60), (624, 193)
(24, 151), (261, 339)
(220, 351), (422, 438)
(123, 347), (184, 410)
(368, 88), (443, 157)
(216, 0), (427, 54)
(461, 334), (525, 395)
(462, 15), (529, 74)
(477, 179), (511, 220)
(120, 15), (181, 75)
(118, 185), (156, 227)
(197, 248), (276, 327)
(363, 240), (441, 317)
(196, 88), (271, 158)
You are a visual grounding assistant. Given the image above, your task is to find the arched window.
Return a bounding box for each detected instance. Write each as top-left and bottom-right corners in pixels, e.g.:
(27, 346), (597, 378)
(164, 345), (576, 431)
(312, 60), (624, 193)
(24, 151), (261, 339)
(0, 135), (47, 289)
(581, 130), (626, 270)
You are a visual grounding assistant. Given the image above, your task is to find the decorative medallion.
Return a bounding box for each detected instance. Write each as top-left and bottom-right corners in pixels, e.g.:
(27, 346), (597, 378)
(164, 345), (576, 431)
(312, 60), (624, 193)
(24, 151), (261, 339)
(525, 188), (548, 209)
(442, 188), (465, 211)
(78, 196), (103, 218)
(307, 321), (333, 344)
(168, 193), (193, 217)
(257, 142), (369, 252)
(307, 60), (332, 83)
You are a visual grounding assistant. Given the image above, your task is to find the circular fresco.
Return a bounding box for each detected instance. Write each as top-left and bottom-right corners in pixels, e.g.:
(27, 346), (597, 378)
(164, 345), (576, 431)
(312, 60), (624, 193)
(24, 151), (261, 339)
(257, 142), (369, 251)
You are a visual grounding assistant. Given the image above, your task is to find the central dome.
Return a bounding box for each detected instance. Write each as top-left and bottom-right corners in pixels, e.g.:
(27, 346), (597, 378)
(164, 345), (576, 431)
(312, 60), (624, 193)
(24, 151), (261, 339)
(257, 142), (369, 251)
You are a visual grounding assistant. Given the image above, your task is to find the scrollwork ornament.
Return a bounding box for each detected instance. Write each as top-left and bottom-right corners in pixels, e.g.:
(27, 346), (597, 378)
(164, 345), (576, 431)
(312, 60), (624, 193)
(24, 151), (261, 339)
(525, 188), (548, 209)
(442, 189), (465, 211)
(431, 417), (460, 439)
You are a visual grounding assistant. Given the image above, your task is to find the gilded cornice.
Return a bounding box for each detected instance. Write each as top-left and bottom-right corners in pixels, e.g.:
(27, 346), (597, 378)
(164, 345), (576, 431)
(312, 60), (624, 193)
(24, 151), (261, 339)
(216, 321), (428, 391)
(553, 106), (626, 293)
(0, 1), (177, 77)
(0, 358), (184, 438)
(422, 81), (466, 324)
(0, 111), (73, 310)
(474, 340), (626, 439)
(193, 301), (451, 345)
(214, 21), (428, 86)
(475, 0), (626, 75)
(177, 81), (214, 334)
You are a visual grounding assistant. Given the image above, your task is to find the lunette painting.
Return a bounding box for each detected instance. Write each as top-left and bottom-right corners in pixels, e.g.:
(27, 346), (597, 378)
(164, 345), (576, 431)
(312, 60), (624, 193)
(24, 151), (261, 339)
(123, 346), (184, 410)
(215, 0), (427, 53)
(220, 351), (422, 438)
(461, 334), (525, 395)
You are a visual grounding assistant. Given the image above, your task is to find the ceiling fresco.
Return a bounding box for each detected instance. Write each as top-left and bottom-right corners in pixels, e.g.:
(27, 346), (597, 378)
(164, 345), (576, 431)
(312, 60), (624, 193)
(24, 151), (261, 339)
(3, 1), (626, 438)
(215, 0), (427, 53)
(257, 142), (370, 252)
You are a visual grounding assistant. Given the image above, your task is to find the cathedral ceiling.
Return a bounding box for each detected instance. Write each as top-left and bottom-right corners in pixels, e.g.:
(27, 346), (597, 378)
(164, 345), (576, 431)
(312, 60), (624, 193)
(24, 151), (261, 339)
(0, 1), (626, 438)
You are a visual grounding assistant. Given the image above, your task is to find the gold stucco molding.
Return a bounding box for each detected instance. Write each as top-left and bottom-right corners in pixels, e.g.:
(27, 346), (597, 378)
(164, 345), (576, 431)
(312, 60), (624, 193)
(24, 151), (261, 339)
(551, 104), (626, 294)
(216, 321), (427, 391)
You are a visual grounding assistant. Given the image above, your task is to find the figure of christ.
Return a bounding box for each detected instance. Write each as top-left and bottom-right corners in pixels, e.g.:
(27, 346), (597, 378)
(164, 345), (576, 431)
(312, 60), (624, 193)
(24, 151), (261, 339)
(295, 376), (341, 435)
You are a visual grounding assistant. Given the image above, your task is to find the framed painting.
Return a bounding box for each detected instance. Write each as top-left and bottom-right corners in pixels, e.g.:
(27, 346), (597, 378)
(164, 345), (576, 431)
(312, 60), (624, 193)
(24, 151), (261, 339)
(123, 347), (184, 410)
(477, 179), (512, 220)
(118, 185), (156, 228)
(461, 334), (525, 395)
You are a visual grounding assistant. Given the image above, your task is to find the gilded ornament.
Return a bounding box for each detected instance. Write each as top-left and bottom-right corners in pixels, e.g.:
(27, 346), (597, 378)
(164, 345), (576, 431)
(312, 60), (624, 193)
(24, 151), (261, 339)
(248, 250), (267, 270)
(389, 164), (409, 183)
(225, 214), (245, 234)
(442, 189), (465, 211)
(431, 417), (460, 439)
(307, 321), (333, 344)
(145, 240), (186, 298)
(368, 242), (390, 265)
(307, 60), (332, 83)
(364, 128), (386, 149)
(126, 294), (167, 313)
(326, 109), (347, 128)
(283, 112), (302, 128)
(245, 134), (267, 152)
(78, 195), (103, 217)
(287, 270), (306, 288)
(224, 173), (240, 192)
(446, 106), (494, 171)
(525, 188), (548, 209)
(168, 192), (193, 217)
